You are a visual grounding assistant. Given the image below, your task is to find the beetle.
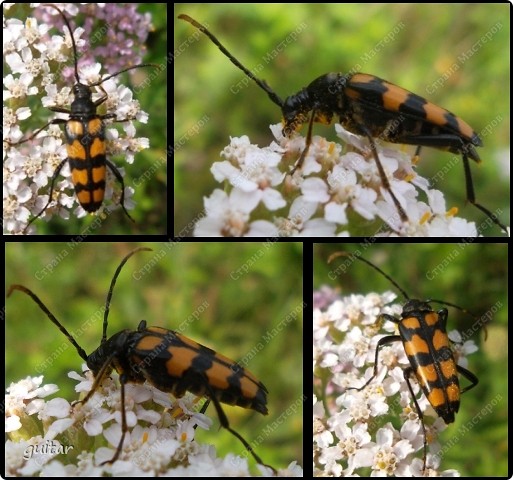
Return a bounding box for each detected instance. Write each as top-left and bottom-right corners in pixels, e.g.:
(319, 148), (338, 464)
(4, 4), (158, 233)
(328, 251), (482, 473)
(7, 247), (275, 473)
(178, 14), (507, 234)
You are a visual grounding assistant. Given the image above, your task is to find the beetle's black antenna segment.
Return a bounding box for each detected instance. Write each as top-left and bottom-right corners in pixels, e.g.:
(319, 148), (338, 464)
(102, 247), (153, 343)
(44, 3), (158, 86)
(7, 284), (89, 362)
(178, 14), (284, 108)
(328, 251), (410, 300)
(44, 3), (158, 87)
(42, 4), (80, 82)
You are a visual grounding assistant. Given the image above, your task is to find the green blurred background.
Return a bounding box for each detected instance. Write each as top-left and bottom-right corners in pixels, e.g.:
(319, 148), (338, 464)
(4, 4), (167, 234)
(6, 242), (303, 472)
(313, 243), (508, 476)
(175, 4), (509, 236)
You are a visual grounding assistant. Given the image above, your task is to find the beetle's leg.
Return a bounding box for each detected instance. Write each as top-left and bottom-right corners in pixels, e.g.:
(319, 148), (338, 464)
(204, 383), (277, 474)
(347, 334), (402, 391)
(22, 158), (68, 234)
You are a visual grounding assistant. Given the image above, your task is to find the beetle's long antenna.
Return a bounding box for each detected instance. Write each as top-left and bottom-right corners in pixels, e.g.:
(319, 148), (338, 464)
(328, 251), (487, 337)
(43, 3), (158, 86)
(42, 4), (80, 83)
(328, 251), (410, 300)
(179, 14), (284, 108)
(7, 284), (89, 362)
(102, 247), (153, 343)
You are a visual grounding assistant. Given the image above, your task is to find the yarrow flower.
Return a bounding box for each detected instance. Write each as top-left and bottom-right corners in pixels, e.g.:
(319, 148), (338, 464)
(3, 4), (154, 234)
(5, 370), (289, 476)
(194, 121), (481, 237)
(313, 288), (479, 476)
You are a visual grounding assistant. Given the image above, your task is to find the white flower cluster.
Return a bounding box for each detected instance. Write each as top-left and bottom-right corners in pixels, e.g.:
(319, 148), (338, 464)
(194, 123), (479, 237)
(5, 370), (298, 476)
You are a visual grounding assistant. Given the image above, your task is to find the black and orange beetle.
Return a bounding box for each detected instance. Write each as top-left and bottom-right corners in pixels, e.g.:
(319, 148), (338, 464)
(328, 251), (482, 473)
(4, 4), (158, 233)
(7, 247), (275, 473)
(178, 14), (507, 234)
